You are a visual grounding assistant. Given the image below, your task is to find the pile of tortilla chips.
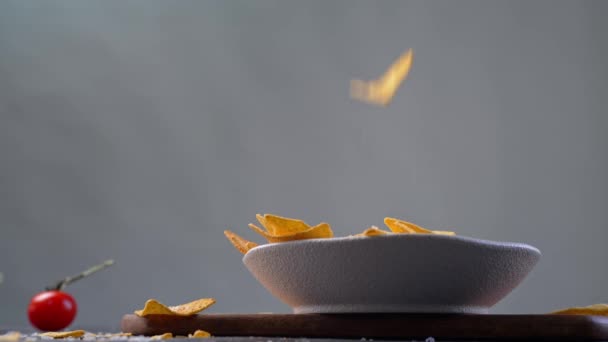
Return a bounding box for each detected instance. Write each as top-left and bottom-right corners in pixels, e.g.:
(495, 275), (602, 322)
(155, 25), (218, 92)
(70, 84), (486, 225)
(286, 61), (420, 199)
(224, 214), (455, 254)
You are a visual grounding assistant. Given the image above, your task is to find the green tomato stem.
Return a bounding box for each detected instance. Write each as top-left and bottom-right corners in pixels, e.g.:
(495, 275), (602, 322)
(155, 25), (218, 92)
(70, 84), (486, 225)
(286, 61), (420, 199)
(47, 259), (115, 291)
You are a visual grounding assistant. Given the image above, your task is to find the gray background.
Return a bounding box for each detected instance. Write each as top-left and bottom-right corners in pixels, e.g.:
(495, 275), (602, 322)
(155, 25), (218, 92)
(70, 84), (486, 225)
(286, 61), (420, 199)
(1, 0), (607, 329)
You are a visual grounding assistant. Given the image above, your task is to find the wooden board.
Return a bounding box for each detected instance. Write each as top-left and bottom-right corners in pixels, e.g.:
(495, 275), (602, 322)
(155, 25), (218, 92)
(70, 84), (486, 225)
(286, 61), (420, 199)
(121, 313), (608, 341)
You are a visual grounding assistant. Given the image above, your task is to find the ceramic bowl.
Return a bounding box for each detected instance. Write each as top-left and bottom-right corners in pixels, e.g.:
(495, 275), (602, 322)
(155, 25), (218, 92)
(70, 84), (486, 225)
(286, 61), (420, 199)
(243, 234), (540, 314)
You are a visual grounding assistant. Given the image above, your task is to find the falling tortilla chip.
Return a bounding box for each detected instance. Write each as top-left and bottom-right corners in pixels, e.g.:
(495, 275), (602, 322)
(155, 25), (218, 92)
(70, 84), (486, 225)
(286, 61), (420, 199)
(0, 332), (20, 342)
(256, 214), (310, 235)
(151, 333), (173, 340)
(224, 230), (258, 254)
(134, 298), (216, 317)
(40, 330), (86, 339)
(552, 304), (608, 316)
(351, 48), (414, 107)
(384, 217), (455, 235)
(355, 226), (392, 237)
(249, 222), (333, 243)
(189, 330), (211, 338)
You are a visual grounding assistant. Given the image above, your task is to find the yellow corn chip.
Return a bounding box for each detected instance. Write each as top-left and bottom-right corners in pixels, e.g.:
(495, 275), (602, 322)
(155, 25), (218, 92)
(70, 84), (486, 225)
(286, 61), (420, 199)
(552, 303), (608, 316)
(355, 226), (392, 237)
(151, 333), (173, 340)
(431, 230), (456, 236)
(384, 217), (455, 235)
(134, 298), (215, 317)
(189, 330), (211, 338)
(107, 333), (131, 338)
(384, 217), (432, 234)
(249, 222), (333, 243)
(351, 48), (413, 107)
(224, 230), (258, 254)
(384, 217), (419, 233)
(40, 330), (86, 339)
(93, 332), (132, 339)
(0, 332), (20, 342)
(105, 333), (132, 337)
(256, 214), (310, 235)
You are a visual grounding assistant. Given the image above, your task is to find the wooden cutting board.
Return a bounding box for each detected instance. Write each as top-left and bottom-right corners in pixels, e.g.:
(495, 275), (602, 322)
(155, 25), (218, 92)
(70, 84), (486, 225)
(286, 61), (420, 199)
(121, 313), (608, 341)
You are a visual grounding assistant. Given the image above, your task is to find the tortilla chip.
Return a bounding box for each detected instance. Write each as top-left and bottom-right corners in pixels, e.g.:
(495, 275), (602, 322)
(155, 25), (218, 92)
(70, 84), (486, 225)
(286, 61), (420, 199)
(384, 217), (455, 235)
(249, 222), (333, 243)
(101, 333), (132, 338)
(256, 214), (310, 235)
(350, 48), (413, 107)
(151, 333), (173, 340)
(134, 298), (215, 317)
(354, 226), (392, 237)
(552, 303), (608, 316)
(40, 331), (85, 339)
(224, 230), (258, 254)
(384, 217), (432, 234)
(189, 330), (211, 338)
(0, 332), (20, 342)
(431, 230), (456, 236)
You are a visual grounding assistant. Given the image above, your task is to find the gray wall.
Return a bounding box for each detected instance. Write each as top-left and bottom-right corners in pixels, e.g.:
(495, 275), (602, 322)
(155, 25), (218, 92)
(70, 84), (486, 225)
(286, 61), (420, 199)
(1, 0), (607, 329)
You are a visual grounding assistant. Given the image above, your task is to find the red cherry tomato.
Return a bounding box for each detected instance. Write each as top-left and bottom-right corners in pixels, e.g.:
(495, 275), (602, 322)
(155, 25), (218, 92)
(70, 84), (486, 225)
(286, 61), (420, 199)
(28, 290), (77, 331)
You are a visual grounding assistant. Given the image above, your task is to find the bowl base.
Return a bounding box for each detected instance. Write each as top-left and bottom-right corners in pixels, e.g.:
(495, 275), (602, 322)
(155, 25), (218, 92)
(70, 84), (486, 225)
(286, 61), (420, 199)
(293, 304), (489, 314)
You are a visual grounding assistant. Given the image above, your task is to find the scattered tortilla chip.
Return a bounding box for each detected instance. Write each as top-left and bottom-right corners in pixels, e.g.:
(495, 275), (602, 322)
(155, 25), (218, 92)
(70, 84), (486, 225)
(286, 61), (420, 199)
(552, 304), (608, 316)
(134, 298), (216, 317)
(40, 330), (86, 339)
(151, 333), (173, 340)
(92, 332), (132, 340)
(351, 48), (413, 107)
(189, 330), (211, 338)
(101, 333), (132, 338)
(249, 222), (333, 243)
(384, 217), (455, 235)
(355, 226), (392, 237)
(224, 230), (258, 254)
(0, 332), (20, 342)
(256, 214), (310, 235)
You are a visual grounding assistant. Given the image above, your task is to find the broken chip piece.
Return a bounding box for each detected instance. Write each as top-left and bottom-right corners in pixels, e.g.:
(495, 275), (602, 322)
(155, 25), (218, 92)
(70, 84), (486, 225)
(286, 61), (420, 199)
(0, 332), (20, 342)
(188, 330), (211, 338)
(351, 48), (414, 107)
(552, 303), (608, 316)
(40, 330), (86, 339)
(102, 333), (132, 338)
(224, 230), (258, 254)
(134, 298), (216, 317)
(151, 333), (173, 340)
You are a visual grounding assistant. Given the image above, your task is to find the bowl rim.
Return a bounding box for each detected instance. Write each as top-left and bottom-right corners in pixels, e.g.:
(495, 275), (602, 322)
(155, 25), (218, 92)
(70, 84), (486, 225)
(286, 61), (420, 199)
(243, 233), (541, 259)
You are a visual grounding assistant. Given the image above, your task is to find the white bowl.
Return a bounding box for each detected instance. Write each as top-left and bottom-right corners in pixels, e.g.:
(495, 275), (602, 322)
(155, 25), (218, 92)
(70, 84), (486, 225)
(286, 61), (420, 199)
(243, 234), (540, 314)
